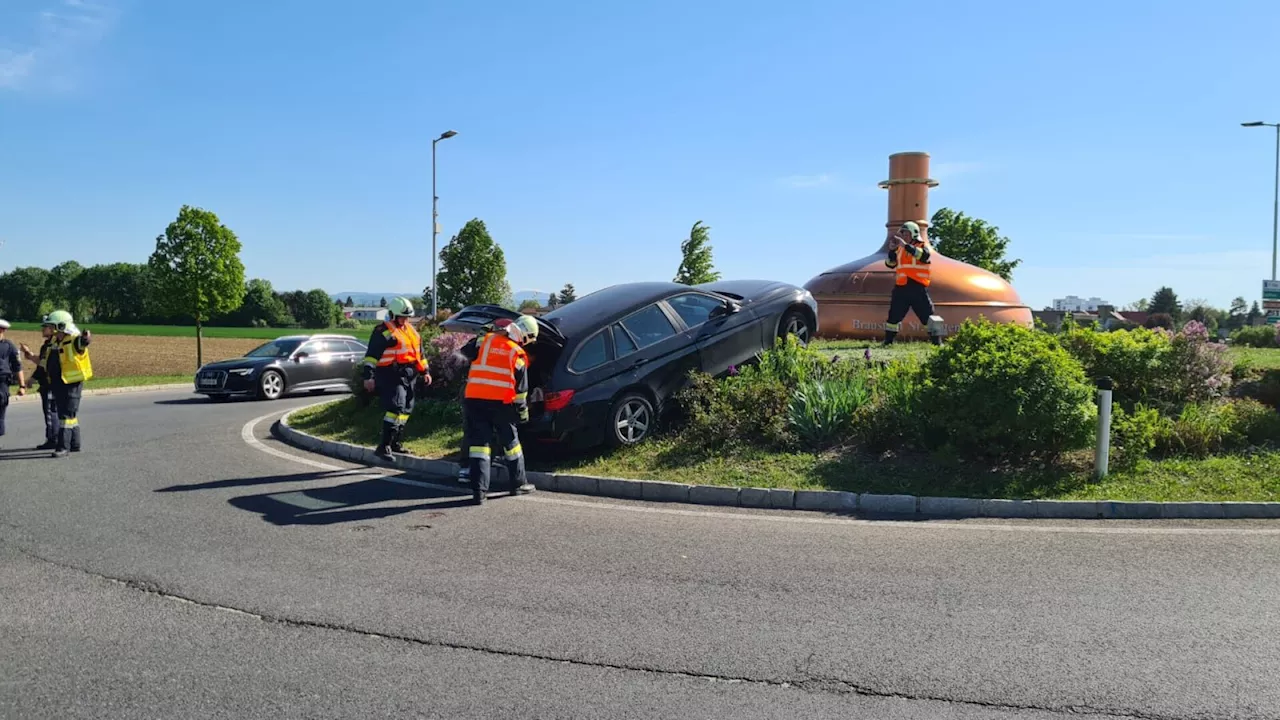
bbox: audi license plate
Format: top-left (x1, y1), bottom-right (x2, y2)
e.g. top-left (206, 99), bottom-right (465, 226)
top-left (199, 376), bottom-right (218, 387)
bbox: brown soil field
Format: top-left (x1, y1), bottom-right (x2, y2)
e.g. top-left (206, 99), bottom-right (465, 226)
top-left (5, 330), bottom-right (263, 379)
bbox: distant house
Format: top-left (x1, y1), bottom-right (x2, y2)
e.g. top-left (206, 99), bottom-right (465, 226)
top-left (344, 307), bottom-right (389, 322)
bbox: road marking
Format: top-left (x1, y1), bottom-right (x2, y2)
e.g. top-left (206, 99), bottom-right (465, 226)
top-left (241, 410), bottom-right (1280, 536)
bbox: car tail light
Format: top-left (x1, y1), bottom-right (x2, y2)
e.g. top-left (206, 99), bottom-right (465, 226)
top-left (543, 389), bottom-right (575, 412)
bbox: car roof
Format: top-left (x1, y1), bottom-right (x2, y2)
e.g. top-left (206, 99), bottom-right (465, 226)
top-left (541, 282), bottom-right (712, 337)
top-left (272, 334), bottom-right (364, 343)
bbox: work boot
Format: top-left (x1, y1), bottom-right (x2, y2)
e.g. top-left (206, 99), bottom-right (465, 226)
top-left (472, 489), bottom-right (486, 506)
top-left (374, 424), bottom-right (395, 462)
top-left (390, 426), bottom-right (408, 454)
top-left (70, 427), bottom-right (81, 452)
top-left (930, 335), bottom-right (943, 346)
top-left (882, 330), bottom-right (896, 346)
top-left (511, 482), bottom-right (535, 496)
top-left (35, 440), bottom-right (56, 451)
top-left (52, 429), bottom-right (69, 458)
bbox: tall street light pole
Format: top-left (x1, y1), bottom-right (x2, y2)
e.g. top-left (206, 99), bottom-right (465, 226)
top-left (1242, 121), bottom-right (1280, 281)
top-left (431, 129), bottom-right (458, 318)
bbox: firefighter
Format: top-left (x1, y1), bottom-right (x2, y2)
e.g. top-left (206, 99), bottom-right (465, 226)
top-left (19, 318), bottom-right (59, 449)
top-left (0, 319), bottom-right (28, 449)
top-left (360, 297), bottom-right (431, 461)
top-left (43, 310), bottom-right (92, 457)
top-left (459, 314), bottom-right (538, 505)
top-left (883, 220), bottom-right (946, 346)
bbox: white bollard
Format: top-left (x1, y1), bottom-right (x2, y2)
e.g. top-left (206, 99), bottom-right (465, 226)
top-left (1094, 376), bottom-right (1114, 479)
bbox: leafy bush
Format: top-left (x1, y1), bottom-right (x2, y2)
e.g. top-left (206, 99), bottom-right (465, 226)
top-left (425, 332), bottom-right (473, 397)
top-left (788, 375), bottom-right (873, 449)
top-left (1059, 323), bottom-right (1231, 411)
top-left (1156, 401), bottom-right (1241, 457)
top-left (1231, 325), bottom-right (1279, 348)
top-left (1109, 403), bottom-right (1169, 470)
top-left (922, 318), bottom-right (1096, 461)
top-left (336, 317), bottom-right (361, 330)
top-left (1059, 325), bottom-right (1171, 408)
top-left (1144, 313), bottom-right (1174, 330)
top-left (677, 371), bottom-right (793, 451)
top-left (861, 357), bottom-right (927, 449)
top-left (1167, 321), bottom-right (1232, 403)
top-left (1234, 369), bottom-right (1280, 409)
top-left (1229, 397), bottom-right (1280, 447)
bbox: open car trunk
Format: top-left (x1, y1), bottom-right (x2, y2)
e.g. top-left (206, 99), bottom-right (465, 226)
top-left (441, 304), bottom-right (567, 416)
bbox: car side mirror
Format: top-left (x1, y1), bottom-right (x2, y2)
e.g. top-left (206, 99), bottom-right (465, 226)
top-left (294, 352), bottom-right (309, 361)
top-left (711, 301), bottom-right (741, 318)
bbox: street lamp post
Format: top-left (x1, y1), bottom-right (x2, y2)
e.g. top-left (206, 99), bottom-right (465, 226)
top-left (431, 129), bottom-right (458, 318)
top-left (1242, 121), bottom-right (1280, 282)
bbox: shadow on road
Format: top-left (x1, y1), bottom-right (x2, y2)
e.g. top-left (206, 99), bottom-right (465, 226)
top-left (153, 397), bottom-right (229, 406)
top-left (0, 448), bottom-right (52, 461)
top-left (156, 468), bottom-right (373, 493)
top-left (227, 472), bottom-right (476, 526)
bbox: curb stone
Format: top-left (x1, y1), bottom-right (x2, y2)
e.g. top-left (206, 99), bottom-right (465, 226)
top-left (10, 382), bottom-right (191, 403)
top-left (272, 402), bottom-right (1280, 521)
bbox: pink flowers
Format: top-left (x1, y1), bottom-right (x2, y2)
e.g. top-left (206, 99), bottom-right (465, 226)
top-left (427, 332), bottom-right (473, 387)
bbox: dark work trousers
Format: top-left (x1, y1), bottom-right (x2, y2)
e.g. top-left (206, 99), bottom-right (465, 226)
top-left (39, 387), bottom-right (58, 446)
top-left (464, 398), bottom-right (526, 495)
top-left (884, 280), bottom-right (937, 345)
top-left (52, 381), bottom-right (83, 452)
top-left (0, 382), bottom-right (9, 439)
top-left (376, 364), bottom-right (417, 448)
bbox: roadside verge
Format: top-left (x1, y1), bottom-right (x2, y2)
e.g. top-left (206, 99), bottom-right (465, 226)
top-left (9, 382), bottom-right (189, 403)
top-left (273, 404), bottom-right (1280, 521)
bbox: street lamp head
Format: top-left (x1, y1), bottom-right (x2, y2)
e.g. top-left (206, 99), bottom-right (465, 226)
top-left (439, 130), bottom-right (458, 139)
top-left (1243, 121), bottom-right (1265, 127)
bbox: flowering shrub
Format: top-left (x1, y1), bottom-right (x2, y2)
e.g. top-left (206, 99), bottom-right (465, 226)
top-left (426, 332), bottom-right (474, 392)
top-left (1167, 321), bottom-right (1232, 404)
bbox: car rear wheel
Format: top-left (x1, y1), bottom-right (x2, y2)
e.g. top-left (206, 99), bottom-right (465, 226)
top-left (258, 370), bottom-right (285, 401)
top-left (779, 309), bottom-right (813, 345)
top-left (607, 392), bottom-right (654, 448)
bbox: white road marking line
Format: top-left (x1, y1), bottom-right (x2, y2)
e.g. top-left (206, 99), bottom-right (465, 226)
top-left (241, 411), bottom-right (1280, 536)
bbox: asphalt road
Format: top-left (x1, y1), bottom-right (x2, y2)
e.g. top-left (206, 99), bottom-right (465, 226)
top-left (3, 388), bottom-right (1280, 719)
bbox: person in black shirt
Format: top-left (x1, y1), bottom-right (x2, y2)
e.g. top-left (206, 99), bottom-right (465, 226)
top-left (0, 319), bottom-right (29, 449)
top-left (20, 319), bottom-right (59, 449)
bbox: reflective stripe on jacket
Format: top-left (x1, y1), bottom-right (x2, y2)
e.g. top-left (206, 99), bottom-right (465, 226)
top-left (464, 332), bottom-right (527, 404)
top-left (375, 322), bottom-right (427, 372)
top-left (886, 241), bottom-right (932, 287)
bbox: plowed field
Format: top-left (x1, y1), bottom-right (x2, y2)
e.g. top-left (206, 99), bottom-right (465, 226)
top-left (5, 330), bottom-right (263, 379)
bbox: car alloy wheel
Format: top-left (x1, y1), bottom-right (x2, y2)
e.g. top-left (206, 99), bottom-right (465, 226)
top-left (782, 311), bottom-right (811, 345)
top-left (259, 371), bottom-right (285, 401)
top-left (611, 393), bottom-right (653, 446)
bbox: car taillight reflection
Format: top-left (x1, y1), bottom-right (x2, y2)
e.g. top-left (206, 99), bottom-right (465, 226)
top-left (543, 390), bottom-right (575, 412)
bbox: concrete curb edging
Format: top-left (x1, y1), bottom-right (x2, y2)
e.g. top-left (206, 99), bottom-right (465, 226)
top-left (10, 382), bottom-right (190, 403)
top-left (272, 403), bottom-right (1280, 521)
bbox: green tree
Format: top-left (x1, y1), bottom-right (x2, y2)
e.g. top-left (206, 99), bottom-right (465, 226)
top-left (1124, 299), bottom-right (1151, 312)
top-left (673, 220), bottom-right (721, 285)
top-left (71, 263), bottom-right (153, 323)
top-left (1249, 301), bottom-right (1263, 326)
top-left (519, 299), bottom-right (542, 313)
top-left (1227, 296), bottom-right (1249, 331)
top-left (147, 205), bottom-right (247, 367)
top-left (1149, 286), bottom-right (1182, 320)
top-left (234, 279), bottom-right (292, 327)
top-left (558, 283), bottom-right (577, 305)
top-left (0, 266), bottom-right (51, 321)
top-left (435, 218), bottom-right (509, 311)
top-left (295, 288), bottom-right (338, 329)
top-left (547, 292), bottom-right (559, 309)
top-left (49, 260), bottom-right (85, 315)
top-left (379, 296), bottom-right (387, 308)
top-left (927, 208), bottom-right (1021, 281)
top-left (345, 296), bottom-right (354, 307)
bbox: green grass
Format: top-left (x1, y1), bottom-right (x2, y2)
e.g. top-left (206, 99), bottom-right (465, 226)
top-left (1230, 346), bottom-right (1280, 370)
top-left (3, 322), bottom-right (366, 340)
top-left (289, 397), bottom-right (1280, 503)
top-left (8, 374), bottom-right (190, 394)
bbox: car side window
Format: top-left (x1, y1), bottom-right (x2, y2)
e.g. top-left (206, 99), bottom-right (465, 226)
top-left (613, 323), bottom-right (638, 358)
top-left (569, 330), bottom-right (611, 373)
top-left (343, 340), bottom-right (365, 354)
top-left (666, 293), bottom-right (725, 329)
top-left (620, 304), bottom-right (677, 349)
top-left (299, 341), bottom-right (325, 355)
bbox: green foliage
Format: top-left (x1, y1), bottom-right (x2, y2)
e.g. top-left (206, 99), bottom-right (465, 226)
top-left (1156, 401), bottom-right (1244, 458)
top-left (0, 266), bottom-right (52, 320)
top-left (788, 375), bottom-right (873, 449)
top-left (519, 299), bottom-right (542, 312)
top-left (861, 356), bottom-right (928, 449)
top-left (673, 220), bottom-right (722, 285)
top-left (1231, 325), bottom-right (1278, 348)
top-left (1110, 404), bottom-right (1170, 471)
top-left (676, 371), bottom-right (794, 451)
top-left (1148, 286), bottom-right (1181, 320)
top-left (1059, 325), bottom-right (1172, 407)
top-left (1234, 369), bottom-right (1280, 408)
top-left (294, 288), bottom-right (338, 329)
top-left (147, 205), bottom-right (247, 328)
top-left (67, 263), bottom-right (154, 323)
top-left (558, 283), bottom-right (577, 305)
top-left (229, 278), bottom-right (293, 328)
top-left (922, 318), bottom-right (1095, 461)
top-left (1231, 398), bottom-right (1280, 447)
top-left (927, 208), bottom-right (1021, 281)
top-left (435, 218), bottom-right (509, 311)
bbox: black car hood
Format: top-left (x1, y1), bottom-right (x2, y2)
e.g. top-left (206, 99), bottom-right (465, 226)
top-left (200, 357), bottom-right (275, 372)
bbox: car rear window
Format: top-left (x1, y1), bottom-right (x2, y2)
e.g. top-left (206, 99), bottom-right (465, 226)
top-left (620, 304), bottom-right (677, 349)
top-left (569, 331), bottom-right (611, 373)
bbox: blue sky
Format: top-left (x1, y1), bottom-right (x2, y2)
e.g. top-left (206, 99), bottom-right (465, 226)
top-left (1, 0), bottom-right (1278, 311)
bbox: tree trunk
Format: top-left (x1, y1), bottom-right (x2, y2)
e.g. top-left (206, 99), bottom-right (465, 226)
top-left (196, 318), bottom-right (204, 369)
